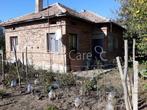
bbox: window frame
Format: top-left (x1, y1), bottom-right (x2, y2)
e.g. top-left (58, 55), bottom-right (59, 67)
top-left (47, 33), bottom-right (61, 53)
top-left (69, 33), bottom-right (79, 51)
top-left (108, 33), bottom-right (114, 52)
top-left (10, 36), bottom-right (18, 51)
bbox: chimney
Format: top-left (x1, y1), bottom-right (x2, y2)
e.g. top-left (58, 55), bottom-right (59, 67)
top-left (35, 0), bottom-right (43, 13)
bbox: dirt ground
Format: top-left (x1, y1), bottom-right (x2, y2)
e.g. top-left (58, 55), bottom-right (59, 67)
top-left (0, 69), bottom-right (146, 110)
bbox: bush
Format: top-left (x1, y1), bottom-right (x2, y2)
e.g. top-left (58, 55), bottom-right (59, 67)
top-left (0, 89), bottom-right (6, 98)
top-left (45, 105), bottom-right (58, 110)
top-left (83, 77), bottom-right (97, 92)
top-left (40, 71), bottom-right (55, 85)
top-left (39, 71), bottom-right (56, 93)
top-left (143, 83), bottom-right (147, 91)
top-left (59, 73), bottom-right (76, 87)
top-left (4, 63), bottom-right (18, 86)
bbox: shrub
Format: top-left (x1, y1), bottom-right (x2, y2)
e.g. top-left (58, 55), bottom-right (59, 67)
top-left (143, 83), bottom-right (147, 91)
top-left (39, 71), bottom-right (56, 93)
top-left (40, 71), bottom-right (55, 85)
top-left (4, 63), bottom-right (17, 86)
top-left (83, 77), bottom-right (97, 92)
top-left (59, 73), bottom-right (76, 87)
top-left (45, 105), bottom-right (58, 110)
top-left (0, 89), bottom-right (6, 99)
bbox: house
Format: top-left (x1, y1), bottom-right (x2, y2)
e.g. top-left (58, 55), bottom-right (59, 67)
top-left (0, 0), bottom-right (124, 72)
top-left (0, 27), bottom-right (3, 36)
top-left (0, 27), bottom-right (4, 50)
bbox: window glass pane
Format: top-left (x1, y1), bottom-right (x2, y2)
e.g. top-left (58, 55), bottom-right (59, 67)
top-left (114, 37), bottom-right (118, 49)
top-left (47, 33), bottom-right (60, 52)
top-left (10, 36), bottom-right (18, 51)
top-left (55, 40), bottom-right (59, 52)
top-left (51, 37), bottom-right (55, 52)
top-left (108, 34), bottom-right (113, 51)
top-left (69, 34), bottom-right (78, 51)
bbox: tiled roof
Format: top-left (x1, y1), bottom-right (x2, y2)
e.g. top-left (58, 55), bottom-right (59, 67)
top-left (80, 10), bottom-right (109, 23)
top-left (0, 3), bottom-right (109, 26)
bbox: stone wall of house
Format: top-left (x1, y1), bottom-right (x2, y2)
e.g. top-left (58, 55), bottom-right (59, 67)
top-left (65, 21), bottom-right (123, 71)
top-left (5, 19), bottom-right (67, 72)
top-left (4, 18), bottom-right (124, 72)
top-left (66, 18), bottom-right (94, 71)
top-left (106, 24), bottom-right (124, 60)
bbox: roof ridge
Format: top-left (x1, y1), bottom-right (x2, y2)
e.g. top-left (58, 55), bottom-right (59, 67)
top-left (55, 3), bottom-right (67, 13)
top-left (57, 3), bottom-right (80, 14)
top-left (48, 2), bottom-right (59, 7)
top-left (81, 10), bottom-right (109, 21)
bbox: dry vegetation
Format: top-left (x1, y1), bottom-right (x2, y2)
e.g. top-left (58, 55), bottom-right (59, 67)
top-left (0, 64), bottom-right (146, 110)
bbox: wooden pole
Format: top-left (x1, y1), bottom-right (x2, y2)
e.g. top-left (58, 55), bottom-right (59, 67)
top-left (25, 47), bottom-right (28, 83)
top-left (13, 46), bottom-right (21, 86)
top-left (124, 40), bottom-right (128, 80)
top-left (117, 39), bottom-right (139, 110)
top-left (131, 38), bottom-right (136, 105)
top-left (125, 40), bottom-right (132, 110)
top-left (116, 40), bottom-right (132, 110)
top-left (133, 61), bottom-right (139, 110)
top-left (133, 39), bottom-right (136, 63)
top-left (132, 39), bottom-right (138, 110)
top-left (22, 52), bottom-right (25, 78)
top-left (1, 50), bottom-right (5, 81)
top-left (116, 57), bottom-right (130, 110)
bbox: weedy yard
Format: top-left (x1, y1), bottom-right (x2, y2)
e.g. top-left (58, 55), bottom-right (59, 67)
top-left (0, 64), bottom-right (146, 110)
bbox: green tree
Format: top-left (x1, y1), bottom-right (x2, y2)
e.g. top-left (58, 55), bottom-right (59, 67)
top-left (116, 0), bottom-right (147, 61)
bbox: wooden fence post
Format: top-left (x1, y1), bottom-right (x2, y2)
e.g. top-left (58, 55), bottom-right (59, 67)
top-left (13, 46), bottom-right (21, 86)
top-left (116, 57), bottom-right (131, 110)
top-left (2, 50), bottom-right (4, 80)
top-left (1, 50), bottom-right (5, 81)
top-left (25, 47), bottom-right (28, 83)
top-left (116, 39), bottom-right (139, 110)
top-left (116, 40), bottom-right (132, 110)
top-left (133, 61), bottom-right (139, 110)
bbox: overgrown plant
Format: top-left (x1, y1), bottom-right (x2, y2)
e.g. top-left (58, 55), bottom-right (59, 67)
top-left (39, 70), bottom-right (55, 93)
top-left (0, 89), bottom-right (6, 99)
top-left (45, 105), bottom-right (58, 110)
top-left (83, 78), bottom-right (97, 92)
top-left (4, 63), bottom-right (18, 86)
top-left (59, 73), bottom-right (76, 87)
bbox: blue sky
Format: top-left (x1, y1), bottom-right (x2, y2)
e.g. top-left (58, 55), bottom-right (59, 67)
top-left (0, 0), bottom-right (120, 21)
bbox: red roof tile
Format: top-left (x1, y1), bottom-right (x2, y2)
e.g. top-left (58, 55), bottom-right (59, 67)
top-left (0, 3), bottom-right (109, 26)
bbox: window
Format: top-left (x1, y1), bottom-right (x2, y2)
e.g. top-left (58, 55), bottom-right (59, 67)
top-left (69, 34), bottom-right (78, 51)
top-left (108, 34), bottom-right (114, 51)
top-left (10, 36), bottom-right (18, 51)
top-left (47, 33), bottom-right (61, 52)
top-left (114, 37), bottom-right (118, 49)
